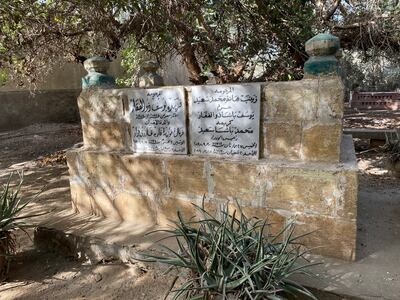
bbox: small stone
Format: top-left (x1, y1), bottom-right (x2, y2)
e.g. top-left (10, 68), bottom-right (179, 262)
top-left (94, 273), bottom-right (102, 282)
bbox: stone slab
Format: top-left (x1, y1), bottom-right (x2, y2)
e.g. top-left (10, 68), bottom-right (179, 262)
top-left (127, 87), bottom-right (187, 154)
top-left (343, 128), bottom-right (397, 140)
top-left (190, 84), bottom-right (260, 158)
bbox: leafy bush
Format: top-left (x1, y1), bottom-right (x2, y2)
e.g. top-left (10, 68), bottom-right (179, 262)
top-left (143, 201), bottom-right (317, 300)
top-left (0, 173), bottom-right (42, 280)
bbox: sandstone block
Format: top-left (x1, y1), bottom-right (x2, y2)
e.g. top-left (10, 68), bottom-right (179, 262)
top-left (336, 171), bottom-right (358, 220)
top-left (317, 77), bottom-right (344, 121)
top-left (227, 203), bottom-right (286, 237)
top-left (69, 182), bottom-right (94, 215)
top-left (265, 168), bottom-right (339, 216)
top-left (264, 80), bottom-right (319, 122)
top-left (301, 123), bottom-right (342, 162)
top-left (91, 188), bottom-right (121, 220)
top-left (166, 159), bottom-right (207, 196)
top-left (264, 122), bottom-right (302, 160)
top-left (93, 153), bottom-right (123, 190)
top-left (114, 192), bottom-right (155, 224)
top-left (120, 156), bottom-right (166, 195)
top-left (212, 162), bottom-right (261, 203)
top-left (158, 196), bottom-right (198, 225)
top-left (66, 151), bottom-right (81, 178)
top-left (293, 214), bottom-right (356, 261)
top-left (82, 122), bottom-right (131, 151)
top-left (78, 89), bottom-right (128, 124)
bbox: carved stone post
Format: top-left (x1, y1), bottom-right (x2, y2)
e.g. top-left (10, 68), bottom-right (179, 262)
top-left (304, 33), bottom-right (340, 78)
top-left (138, 60), bottom-right (164, 88)
top-left (82, 56), bottom-right (116, 89)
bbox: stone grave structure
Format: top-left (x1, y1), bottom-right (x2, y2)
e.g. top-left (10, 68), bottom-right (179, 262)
top-left (67, 34), bottom-right (358, 261)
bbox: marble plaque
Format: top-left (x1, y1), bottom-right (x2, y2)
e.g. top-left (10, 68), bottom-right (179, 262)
top-left (128, 87), bottom-right (187, 154)
top-left (191, 84), bottom-right (260, 158)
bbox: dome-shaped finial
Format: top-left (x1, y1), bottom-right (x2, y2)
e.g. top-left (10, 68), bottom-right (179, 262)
top-left (304, 33), bottom-right (340, 77)
top-left (82, 56), bottom-right (116, 89)
top-left (138, 60), bottom-right (164, 88)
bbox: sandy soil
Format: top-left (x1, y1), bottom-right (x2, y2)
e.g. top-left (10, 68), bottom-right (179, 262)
top-left (0, 115), bottom-right (399, 299)
top-left (343, 109), bottom-right (400, 130)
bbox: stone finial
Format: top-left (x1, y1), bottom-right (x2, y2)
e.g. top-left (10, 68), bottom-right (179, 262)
top-left (138, 60), bottom-right (164, 88)
top-left (304, 33), bottom-right (340, 77)
top-left (82, 56), bottom-right (116, 89)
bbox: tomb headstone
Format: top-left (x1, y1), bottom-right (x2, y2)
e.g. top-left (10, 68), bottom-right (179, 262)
top-left (127, 87), bottom-right (187, 154)
top-left (190, 84), bottom-right (260, 158)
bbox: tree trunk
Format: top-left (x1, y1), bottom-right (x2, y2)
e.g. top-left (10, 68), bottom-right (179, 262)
top-left (180, 44), bottom-right (208, 85)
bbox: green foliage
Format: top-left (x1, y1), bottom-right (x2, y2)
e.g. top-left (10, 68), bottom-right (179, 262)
top-left (142, 202), bottom-right (317, 300)
top-left (1, 1), bottom-right (399, 87)
top-left (116, 38), bottom-right (150, 87)
top-left (0, 173), bottom-right (45, 280)
top-left (0, 69), bottom-right (7, 86)
top-left (340, 50), bottom-right (400, 93)
top-left (0, 174), bottom-right (41, 233)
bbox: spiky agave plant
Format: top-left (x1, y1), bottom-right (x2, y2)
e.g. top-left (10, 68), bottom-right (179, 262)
top-left (142, 201), bottom-right (318, 300)
top-left (0, 173), bottom-right (42, 280)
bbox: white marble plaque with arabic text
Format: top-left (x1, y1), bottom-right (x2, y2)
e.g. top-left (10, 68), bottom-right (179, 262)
top-left (190, 84), bottom-right (260, 158)
top-left (128, 87), bottom-right (187, 154)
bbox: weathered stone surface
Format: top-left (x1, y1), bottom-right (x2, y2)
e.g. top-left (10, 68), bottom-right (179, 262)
top-left (67, 147), bottom-right (358, 261)
top-left (227, 203), bottom-right (286, 237)
top-left (294, 214), bottom-right (356, 261)
top-left (265, 168), bottom-right (339, 216)
top-left (212, 162), bottom-right (262, 203)
top-left (166, 159), bottom-right (207, 196)
top-left (158, 196), bottom-right (198, 225)
top-left (82, 153), bottom-right (123, 195)
top-left (69, 182), bottom-right (94, 215)
top-left (82, 122), bottom-right (131, 151)
top-left (264, 77), bottom-right (343, 122)
top-left (66, 151), bottom-right (81, 178)
top-left (265, 122), bottom-right (302, 159)
top-left (78, 90), bottom-right (128, 124)
top-left (91, 188), bottom-right (121, 220)
top-left (301, 123), bottom-right (342, 162)
top-left (264, 80), bottom-right (319, 122)
top-left (120, 156), bottom-right (166, 195)
top-left (336, 171), bottom-right (358, 220)
top-left (114, 192), bottom-right (155, 223)
top-left (317, 77), bottom-right (344, 121)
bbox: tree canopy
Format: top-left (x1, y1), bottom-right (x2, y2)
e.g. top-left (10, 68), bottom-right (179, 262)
top-left (0, 0), bottom-right (399, 86)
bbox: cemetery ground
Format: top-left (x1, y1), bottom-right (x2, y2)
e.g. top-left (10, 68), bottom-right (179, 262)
top-left (0, 109), bottom-right (399, 300)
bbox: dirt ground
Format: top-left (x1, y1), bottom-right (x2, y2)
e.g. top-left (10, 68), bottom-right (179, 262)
top-left (0, 111), bottom-right (399, 299)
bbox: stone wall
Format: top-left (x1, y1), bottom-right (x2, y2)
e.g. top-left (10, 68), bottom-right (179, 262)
top-left (67, 76), bottom-right (358, 261)
top-left (0, 89), bottom-right (80, 131)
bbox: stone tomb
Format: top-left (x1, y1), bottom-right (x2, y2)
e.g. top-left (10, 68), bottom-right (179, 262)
top-left (68, 76), bottom-right (358, 261)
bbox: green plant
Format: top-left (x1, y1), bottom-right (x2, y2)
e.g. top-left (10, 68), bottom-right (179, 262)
top-left (142, 201), bottom-right (317, 300)
top-left (0, 173), bottom-right (42, 280)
